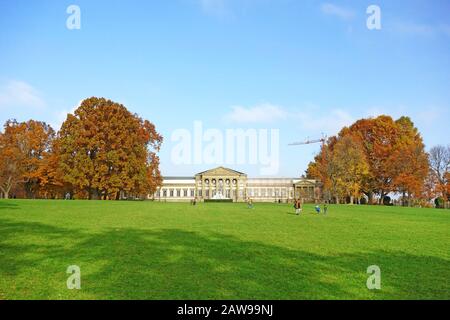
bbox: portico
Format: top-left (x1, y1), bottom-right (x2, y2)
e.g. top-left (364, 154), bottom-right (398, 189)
top-left (195, 167), bottom-right (247, 202)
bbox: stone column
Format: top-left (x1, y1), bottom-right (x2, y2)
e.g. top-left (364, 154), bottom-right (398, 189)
top-left (202, 178), bottom-right (205, 201)
top-left (208, 178), bottom-right (212, 200)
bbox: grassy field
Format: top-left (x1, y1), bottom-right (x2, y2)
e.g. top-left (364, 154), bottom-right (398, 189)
top-left (0, 200), bottom-right (449, 300)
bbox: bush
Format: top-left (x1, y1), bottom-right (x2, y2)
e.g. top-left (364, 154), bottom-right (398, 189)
top-left (435, 197), bottom-right (445, 209)
top-left (360, 197), bottom-right (367, 205)
top-left (418, 199), bottom-right (433, 208)
top-left (383, 196), bottom-right (392, 206)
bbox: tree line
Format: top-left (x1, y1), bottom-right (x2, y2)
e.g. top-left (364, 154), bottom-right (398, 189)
top-left (0, 97), bottom-right (163, 200)
top-left (306, 115), bottom-right (449, 207)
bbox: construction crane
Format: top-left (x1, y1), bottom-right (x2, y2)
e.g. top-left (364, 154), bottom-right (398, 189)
top-left (288, 134), bottom-right (327, 147)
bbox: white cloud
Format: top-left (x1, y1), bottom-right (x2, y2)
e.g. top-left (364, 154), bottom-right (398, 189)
top-left (198, 0), bottom-right (227, 17)
top-left (293, 108), bottom-right (354, 135)
top-left (0, 80), bottom-right (45, 109)
top-left (364, 106), bottom-right (400, 118)
top-left (224, 103), bottom-right (288, 123)
top-left (415, 107), bottom-right (445, 126)
top-left (392, 22), bottom-right (450, 38)
top-left (320, 3), bottom-right (355, 20)
top-left (50, 101), bottom-right (82, 130)
top-left (223, 102), bottom-right (354, 135)
top-left (363, 105), bottom-right (450, 131)
top-left (393, 22), bottom-right (435, 37)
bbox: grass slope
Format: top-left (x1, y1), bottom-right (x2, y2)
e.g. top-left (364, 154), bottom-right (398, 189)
top-left (0, 200), bottom-right (449, 300)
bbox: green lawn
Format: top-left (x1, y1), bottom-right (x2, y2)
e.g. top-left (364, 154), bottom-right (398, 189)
top-left (0, 200), bottom-right (449, 300)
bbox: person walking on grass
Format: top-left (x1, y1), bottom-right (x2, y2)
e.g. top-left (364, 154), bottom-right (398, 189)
top-left (247, 198), bottom-right (254, 209)
top-left (315, 204), bottom-right (321, 214)
top-left (294, 199), bottom-right (302, 215)
top-left (323, 202), bottom-right (328, 215)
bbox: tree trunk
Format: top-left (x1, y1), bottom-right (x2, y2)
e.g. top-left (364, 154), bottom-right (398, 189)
top-left (379, 191), bottom-right (386, 205)
top-left (350, 196), bottom-right (354, 205)
top-left (366, 192), bottom-right (373, 205)
top-left (1, 176), bottom-right (13, 200)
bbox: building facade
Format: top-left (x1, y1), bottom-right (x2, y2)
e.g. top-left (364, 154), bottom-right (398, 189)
top-left (153, 167), bottom-right (321, 203)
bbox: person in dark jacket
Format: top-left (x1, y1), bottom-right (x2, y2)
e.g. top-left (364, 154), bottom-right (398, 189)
top-left (294, 199), bottom-right (302, 215)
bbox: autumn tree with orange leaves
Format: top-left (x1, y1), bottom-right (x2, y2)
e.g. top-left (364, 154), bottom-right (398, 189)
top-left (307, 115), bottom-right (429, 205)
top-left (57, 97), bottom-right (163, 200)
top-left (0, 120), bottom-right (25, 199)
top-left (391, 117), bottom-right (429, 205)
top-left (0, 120), bottom-right (55, 199)
top-left (36, 138), bottom-right (68, 199)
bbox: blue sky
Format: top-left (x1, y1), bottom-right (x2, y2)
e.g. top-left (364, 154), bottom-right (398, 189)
top-left (1, 0), bottom-right (449, 177)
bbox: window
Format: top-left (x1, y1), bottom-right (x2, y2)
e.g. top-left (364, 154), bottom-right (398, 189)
top-left (177, 189), bottom-right (181, 197)
top-left (184, 189), bottom-right (188, 197)
top-left (163, 190), bottom-right (167, 197)
top-left (190, 189), bottom-right (195, 197)
top-left (170, 189), bottom-right (174, 197)
top-left (198, 190), bottom-right (202, 197)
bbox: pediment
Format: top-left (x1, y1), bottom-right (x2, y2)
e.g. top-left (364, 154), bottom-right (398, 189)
top-left (196, 166), bottom-right (246, 177)
top-left (293, 179), bottom-right (317, 186)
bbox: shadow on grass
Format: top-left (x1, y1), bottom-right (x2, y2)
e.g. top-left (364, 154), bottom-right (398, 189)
top-left (0, 201), bottom-right (19, 210)
top-left (0, 217), bottom-right (449, 299)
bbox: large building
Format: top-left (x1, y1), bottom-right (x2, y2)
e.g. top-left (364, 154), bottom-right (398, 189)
top-left (153, 166), bottom-right (321, 203)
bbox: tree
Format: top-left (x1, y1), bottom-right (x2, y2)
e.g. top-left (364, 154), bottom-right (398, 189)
top-left (330, 135), bottom-right (369, 204)
top-left (58, 97), bottom-right (163, 199)
top-left (0, 120), bottom-right (24, 199)
top-left (391, 117), bottom-right (429, 206)
top-left (37, 138), bottom-right (67, 199)
top-left (0, 120), bottom-right (55, 199)
top-left (306, 115), bottom-right (430, 205)
top-left (422, 170), bottom-right (439, 201)
top-left (429, 145), bottom-right (450, 199)
top-left (344, 115), bottom-right (401, 203)
top-left (21, 120), bottom-right (56, 198)
top-left (306, 136), bottom-right (338, 202)
top-left (445, 172), bottom-right (450, 201)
